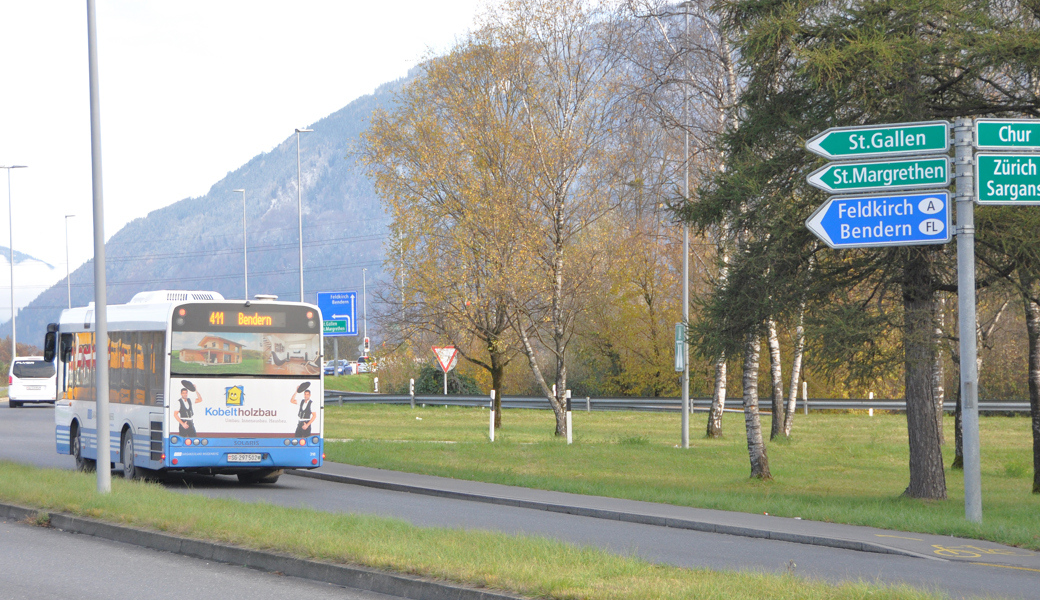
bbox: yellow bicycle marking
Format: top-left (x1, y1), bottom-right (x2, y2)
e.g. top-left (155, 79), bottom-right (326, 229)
top-left (970, 562), bottom-right (1040, 573)
top-left (933, 544), bottom-right (1034, 558)
top-left (876, 535), bottom-right (924, 541)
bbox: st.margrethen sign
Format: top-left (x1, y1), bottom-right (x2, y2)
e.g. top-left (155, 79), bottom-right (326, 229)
top-left (805, 120), bottom-right (950, 160)
top-left (806, 155), bottom-right (950, 195)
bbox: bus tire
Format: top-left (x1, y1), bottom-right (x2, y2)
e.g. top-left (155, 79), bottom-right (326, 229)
top-left (237, 469), bottom-right (283, 485)
top-left (72, 425), bottom-right (96, 472)
top-left (122, 433), bottom-right (140, 481)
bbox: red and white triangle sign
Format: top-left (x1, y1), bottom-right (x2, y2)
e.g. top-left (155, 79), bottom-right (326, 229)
top-left (432, 346), bottom-right (459, 373)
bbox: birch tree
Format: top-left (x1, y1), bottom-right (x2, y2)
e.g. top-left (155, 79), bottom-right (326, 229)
top-left (361, 38), bottom-right (528, 424)
top-left (476, 0), bottom-right (630, 435)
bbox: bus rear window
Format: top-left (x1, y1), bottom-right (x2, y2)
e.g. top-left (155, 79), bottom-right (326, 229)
top-left (13, 361), bottom-right (56, 379)
top-left (171, 332), bottom-right (320, 377)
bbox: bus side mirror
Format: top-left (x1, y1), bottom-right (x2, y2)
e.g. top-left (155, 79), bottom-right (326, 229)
top-left (44, 331), bottom-right (56, 362)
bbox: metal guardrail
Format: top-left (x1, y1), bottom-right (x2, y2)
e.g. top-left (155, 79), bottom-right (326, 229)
top-left (324, 390), bottom-right (1031, 413)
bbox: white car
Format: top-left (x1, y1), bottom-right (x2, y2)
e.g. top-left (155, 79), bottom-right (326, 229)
top-left (8, 356), bottom-right (56, 408)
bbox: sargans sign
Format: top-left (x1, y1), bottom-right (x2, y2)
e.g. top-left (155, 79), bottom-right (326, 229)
top-left (169, 377), bottom-right (319, 437)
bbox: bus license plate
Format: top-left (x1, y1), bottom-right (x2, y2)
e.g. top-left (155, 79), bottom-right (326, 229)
top-left (227, 453), bottom-right (262, 463)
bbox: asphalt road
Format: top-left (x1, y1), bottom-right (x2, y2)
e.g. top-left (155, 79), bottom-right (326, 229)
top-left (0, 517), bottom-right (396, 600)
top-left (2, 402), bottom-right (1037, 599)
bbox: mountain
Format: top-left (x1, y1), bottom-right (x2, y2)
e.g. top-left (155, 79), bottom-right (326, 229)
top-left (10, 74), bottom-right (410, 346)
top-left (0, 245), bottom-right (60, 324)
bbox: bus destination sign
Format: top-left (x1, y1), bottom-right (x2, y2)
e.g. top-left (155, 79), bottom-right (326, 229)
top-left (209, 310), bottom-right (287, 328)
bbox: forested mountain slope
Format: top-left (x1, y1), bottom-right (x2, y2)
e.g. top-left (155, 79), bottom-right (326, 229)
top-left (11, 75), bottom-right (408, 346)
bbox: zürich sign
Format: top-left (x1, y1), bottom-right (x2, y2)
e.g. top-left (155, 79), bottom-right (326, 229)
top-left (975, 153), bottom-right (1040, 204)
top-left (805, 191), bottom-right (950, 249)
top-left (805, 120), bottom-right (949, 160)
top-left (806, 155), bottom-right (950, 195)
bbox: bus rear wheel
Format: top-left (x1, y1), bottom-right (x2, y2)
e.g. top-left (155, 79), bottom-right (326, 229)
top-left (72, 426), bottom-right (96, 472)
top-left (236, 469), bottom-right (283, 485)
top-left (122, 433), bottom-right (140, 481)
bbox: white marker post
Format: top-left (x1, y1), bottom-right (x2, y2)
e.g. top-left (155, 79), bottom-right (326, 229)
top-left (374, 377), bottom-right (379, 393)
top-left (489, 390), bottom-right (495, 442)
top-left (409, 378), bottom-right (415, 409)
top-left (802, 381), bottom-right (808, 415)
top-left (565, 390), bottom-right (572, 445)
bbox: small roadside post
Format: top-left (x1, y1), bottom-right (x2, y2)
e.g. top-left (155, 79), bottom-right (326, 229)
top-left (802, 381), bottom-right (808, 415)
top-left (409, 378), bottom-right (415, 408)
top-left (565, 390), bottom-right (573, 445)
top-left (373, 377), bottom-right (378, 393)
top-left (489, 390), bottom-right (496, 442)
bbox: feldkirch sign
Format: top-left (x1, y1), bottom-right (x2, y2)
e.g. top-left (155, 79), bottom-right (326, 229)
top-left (974, 119), bottom-right (1040, 151)
top-left (805, 120), bottom-right (950, 160)
top-left (975, 153), bottom-right (1040, 204)
top-left (805, 191), bottom-right (951, 249)
top-left (806, 155), bottom-right (950, 195)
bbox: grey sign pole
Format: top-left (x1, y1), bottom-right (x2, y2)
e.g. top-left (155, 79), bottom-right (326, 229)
top-left (954, 117), bottom-right (982, 522)
top-left (86, 0), bottom-right (111, 494)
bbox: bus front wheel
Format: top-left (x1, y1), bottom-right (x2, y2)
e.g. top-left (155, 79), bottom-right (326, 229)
top-left (72, 425), bottom-right (96, 472)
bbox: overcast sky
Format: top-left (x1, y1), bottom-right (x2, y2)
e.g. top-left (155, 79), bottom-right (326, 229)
top-left (0, 0), bottom-right (488, 286)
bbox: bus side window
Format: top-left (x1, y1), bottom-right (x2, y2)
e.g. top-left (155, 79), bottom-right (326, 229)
top-left (152, 332), bottom-right (167, 406)
top-left (133, 333), bottom-right (146, 405)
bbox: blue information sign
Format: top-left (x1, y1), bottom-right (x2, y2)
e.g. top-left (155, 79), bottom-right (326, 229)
top-left (316, 291), bottom-right (358, 336)
top-left (805, 191), bottom-right (951, 249)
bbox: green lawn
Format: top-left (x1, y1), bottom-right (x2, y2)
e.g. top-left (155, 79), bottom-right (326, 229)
top-left (323, 405), bottom-right (1040, 550)
top-left (0, 461), bottom-right (939, 600)
top-left (324, 374), bottom-right (376, 392)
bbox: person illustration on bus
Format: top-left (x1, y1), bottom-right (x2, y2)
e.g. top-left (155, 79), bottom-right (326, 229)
top-left (289, 384), bottom-right (316, 437)
top-left (175, 382), bottom-right (203, 437)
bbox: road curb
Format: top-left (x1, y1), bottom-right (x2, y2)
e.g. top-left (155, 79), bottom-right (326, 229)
top-left (290, 469), bottom-right (940, 561)
top-left (0, 501), bottom-right (526, 600)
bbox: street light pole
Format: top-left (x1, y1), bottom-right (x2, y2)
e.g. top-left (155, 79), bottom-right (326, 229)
top-left (86, 0), bottom-right (112, 494)
top-left (295, 128), bottom-right (312, 303)
top-left (362, 267), bottom-right (368, 342)
top-left (65, 215), bottom-right (75, 308)
top-left (1, 165), bottom-right (27, 360)
top-left (232, 189), bottom-right (247, 300)
top-left (680, 2), bottom-right (691, 449)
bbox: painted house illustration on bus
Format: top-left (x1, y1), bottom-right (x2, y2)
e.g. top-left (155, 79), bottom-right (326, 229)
top-left (179, 336), bottom-right (244, 365)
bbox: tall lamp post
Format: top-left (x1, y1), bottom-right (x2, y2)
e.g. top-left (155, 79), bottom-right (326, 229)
top-left (679, 1), bottom-right (693, 449)
top-left (362, 267), bottom-right (368, 350)
top-left (1, 165), bottom-right (27, 359)
top-left (65, 215), bottom-right (75, 308)
top-left (232, 189), bottom-right (248, 299)
top-left (295, 128), bottom-right (312, 303)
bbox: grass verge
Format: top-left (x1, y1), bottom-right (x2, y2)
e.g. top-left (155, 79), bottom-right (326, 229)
top-left (324, 374), bottom-right (375, 393)
top-left (0, 461), bottom-right (941, 600)
top-left (323, 406), bottom-right (1040, 550)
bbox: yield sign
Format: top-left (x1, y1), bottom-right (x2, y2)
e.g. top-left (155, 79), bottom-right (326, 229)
top-left (432, 346), bottom-right (459, 373)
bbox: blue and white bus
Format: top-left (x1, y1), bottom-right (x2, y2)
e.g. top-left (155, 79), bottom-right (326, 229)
top-left (50, 290), bottom-right (324, 484)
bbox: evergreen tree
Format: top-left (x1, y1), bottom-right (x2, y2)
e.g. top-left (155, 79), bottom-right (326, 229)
top-left (691, 0), bottom-right (1040, 498)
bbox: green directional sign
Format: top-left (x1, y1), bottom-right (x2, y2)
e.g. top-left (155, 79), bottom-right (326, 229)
top-left (806, 155), bottom-right (950, 194)
top-left (975, 119), bottom-right (1040, 151)
top-left (805, 121), bottom-right (949, 160)
top-left (975, 153), bottom-right (1040, 204)
top-left (323, 320), bottom-right (348, 334)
